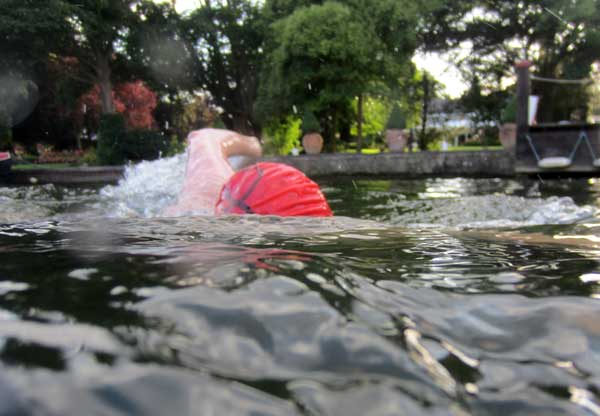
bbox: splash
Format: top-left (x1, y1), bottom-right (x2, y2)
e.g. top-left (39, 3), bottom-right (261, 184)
top-left (385, 194), bottom-right (595, 229)
top-left (99, 153), bottom-right (187, 218)
top-left (98, 154), bottom-right (271, 218)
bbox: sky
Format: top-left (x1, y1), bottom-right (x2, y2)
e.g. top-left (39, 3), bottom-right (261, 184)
top-left (412, 53), bottom-right (467, 99)
top-left (158, 0), bottom-right (468, 98)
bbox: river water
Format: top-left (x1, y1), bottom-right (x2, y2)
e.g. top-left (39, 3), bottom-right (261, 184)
top-left (2, 155), bottom-right (600, 415)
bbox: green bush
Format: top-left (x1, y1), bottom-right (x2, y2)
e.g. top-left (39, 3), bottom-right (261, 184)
top-left (263, 116), bottom-right (301, 155)
top-left (164, 135), bottom-right (186, 157)
top-left (121, 129), bottom-right (169, 161)
top-left (80, 147), bottom-right (97, 165)
top-left (97, 113), bottom-right (169, 165)
top-left (385, 104), bottom-right (406, 130)
top-left (501, 96), bottom-right (517, 123)
top-left (301, 110), bottom-right (320, 134)
top-left (97, 113), bottom-right (127, 165)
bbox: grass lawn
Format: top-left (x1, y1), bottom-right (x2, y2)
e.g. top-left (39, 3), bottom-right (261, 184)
top-left (341, 146), bottom-right (503, 154)
top-left (448, 145), bottom-right (503, 151)
top-left (340, 148), bottom-right (382, 154)
top-left (12, 163), bottom-right (77, 170)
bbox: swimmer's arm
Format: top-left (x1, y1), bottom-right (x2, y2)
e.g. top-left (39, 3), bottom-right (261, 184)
top-left (164, 129), bottom-right (261, 216)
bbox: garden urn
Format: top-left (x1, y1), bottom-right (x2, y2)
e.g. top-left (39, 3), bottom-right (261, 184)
top-left (499, 123), bottom-right (517, 151)
top-left (302, 133), bottom-right (324, 154)
top-left (385, 129), bottom-right (408, 152)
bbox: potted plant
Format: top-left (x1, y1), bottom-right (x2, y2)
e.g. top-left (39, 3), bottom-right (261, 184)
top-left (301, 110), bottom-right (323, 154)
top-left (499, 96), bottom-right (517, 151)
top-left (385, 104), bottom-right (408, 152)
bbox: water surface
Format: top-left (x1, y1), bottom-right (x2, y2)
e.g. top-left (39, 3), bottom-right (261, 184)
top-left (2, 157), bottom-right (600, 415)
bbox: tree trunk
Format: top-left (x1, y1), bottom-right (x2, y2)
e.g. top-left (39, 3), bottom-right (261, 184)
top-left (357, 94), bottom-right (363, 153)
top-left (419, 74), bottom-right (429, 151)
top-left (96, 52), bottom-right (116, 114)
top-left (331, 111), bottom-right (338, 153)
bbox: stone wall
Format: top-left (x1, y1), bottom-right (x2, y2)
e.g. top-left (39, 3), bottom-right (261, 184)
top-left (5, 150), bottom-right (515, 185)
top-left (265, 150), bottom-right (515, 178)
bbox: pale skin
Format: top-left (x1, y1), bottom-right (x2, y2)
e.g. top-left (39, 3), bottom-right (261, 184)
top-left (164, 129), bottom-right (262, 216)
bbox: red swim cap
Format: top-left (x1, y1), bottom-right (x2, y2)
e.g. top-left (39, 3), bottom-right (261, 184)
top-left (215, 162), bottom-right (333, 217)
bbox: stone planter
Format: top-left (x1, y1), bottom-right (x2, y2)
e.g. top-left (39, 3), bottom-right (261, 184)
top-left (302, 133), bottom-right (324, 154)
top-left (385, 129), bottom-right (408, 152)
top-left (499, 123), bottom-right (517, 151)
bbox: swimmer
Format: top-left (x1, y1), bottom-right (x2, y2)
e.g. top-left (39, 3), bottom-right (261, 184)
top-left (164, 128), bottom-right (332, 217)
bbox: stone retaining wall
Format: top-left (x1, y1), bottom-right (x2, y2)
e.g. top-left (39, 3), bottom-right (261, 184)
top-left (4, 151), bottom-right (515, 185)
top-left (266, 150), bottom-right (515, 178)
top-left (7, 166), bottom-right (125, 185)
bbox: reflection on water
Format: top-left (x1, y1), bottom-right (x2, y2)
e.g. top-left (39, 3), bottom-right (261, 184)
top-left (2, 170), bottom-right (600, 414)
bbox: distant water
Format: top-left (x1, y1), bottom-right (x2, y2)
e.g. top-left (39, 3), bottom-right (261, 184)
top-left (1, 156), bottom-right (600, 415)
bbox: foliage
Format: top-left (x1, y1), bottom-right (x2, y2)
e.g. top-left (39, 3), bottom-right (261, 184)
top-left (301, 110), bottom-right (320, 134)
top-left (120, 130), bottom-right (169, 161)
top-left (37, 148), bottom-right (84, 164)
top-left (169, 93), bottom-right (219, 140)
top-left (0, 124), bottom-right (12, 151)
top-left (80, 147), bottom-right (97, 165)
top-left (163, 135), bottom-right (186, 157)
top-left (76, 81), bottom-right (158, 131)
top-left (0, 0), bottom-right (72, 74)
top-left (460, 76), bottom-right (509, 125)
top-left (500, 96), bottom-right (517, 124)
top-left (257, 3), bottom-right (375, 120)
top-left (97, 113), bottom-right (127, 165)
top-left (263, 117), bottom-right (301, 155)
top-left (351, 96), bottom-right (389, 146)
top-left (96, 113), bottom-right (168, 165)
top-left (257, 0), bottom-right (419, 149)
top-left (424, 0), bottom-right (600, 121)
top-left (385, 104), bottom-right (407, 130)
top-left (115, 81), bottom-right (158, 129)
top-left (126, 2), bottom-right (195, 94)
top-left (183, 0), bottom-right (266, 135)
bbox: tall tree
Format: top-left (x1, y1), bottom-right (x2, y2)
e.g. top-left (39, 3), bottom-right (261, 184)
top-left (424, 0), bottom-right (600, 122)
top-left (59, 0), bottom-right (148, 114)
top-left (183, 0), bottom-right (266, 135)
top-left (257, 0), bottom-right (419, 151)
top-left (0, 0), bottom-right (72, 144)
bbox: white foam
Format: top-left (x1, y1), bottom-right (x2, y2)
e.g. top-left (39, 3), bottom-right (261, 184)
top-left (99, 153), bottom-right (187, 218)
top-left (388, 195), bottom-right (595, 229)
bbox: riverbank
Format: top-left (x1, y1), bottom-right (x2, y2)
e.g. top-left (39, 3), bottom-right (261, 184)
top-left (3, 150), bottom-right (514, 185)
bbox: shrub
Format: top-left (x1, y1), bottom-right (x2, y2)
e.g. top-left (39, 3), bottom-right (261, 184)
top-left (120, 129), bottom-right (169, 161)
top-left (301, 110), bottom-right (320, 134)
top-left (37, 149), bottom-right (83, 164)
top-left (263, 117), bottom-right (301, 155)
top-left (385, 104), bottom-right (406, 130)
top-left (97, 113), bottom-right (170, 165)
top-left (501, 96), bottom-right (517, 123)
top-left (80, 148), bottom-right (97, 165)
top-left (97, 113), bottom-right (127, 165)
top-left (0, 124), bottom-right (12, 151)
top-left (164, 135), bottom-right (186, 157)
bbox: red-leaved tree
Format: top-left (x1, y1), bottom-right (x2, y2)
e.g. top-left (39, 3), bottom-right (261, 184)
top-left (76, 80), bottom-right (158, 130)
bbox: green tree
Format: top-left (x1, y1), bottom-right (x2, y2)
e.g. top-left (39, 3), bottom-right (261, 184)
top-left (182, 0), bottom-right (266, 135)
top-left (350, 96), bottom-right (390, 148)
top-left (460, 76), bottom-right (509, 126)
top-left (126, 1), bottom-right (196, 96)
top-left (262, 116), bottom-right (301, 155)
top-left (59, 0), bottom-right (151, 114)
top-left (257, 1), bottom-right (417, 151)
top-left (1, 0), bottom-right (157, 116)
top-left (424, 0), bottom-right (600, 122)
top-left (0, 0), bottom-right (71, 143)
